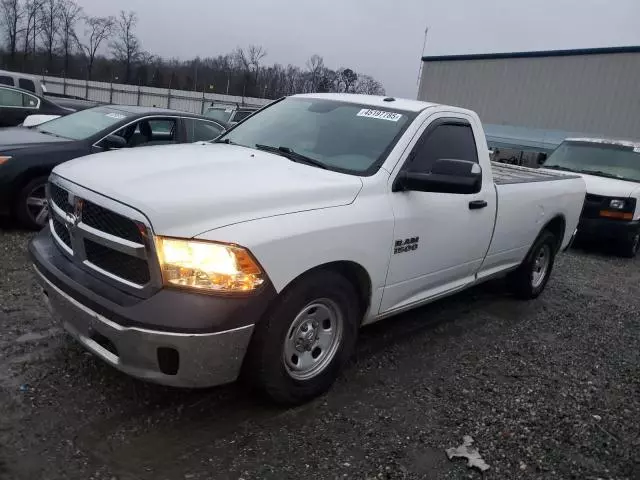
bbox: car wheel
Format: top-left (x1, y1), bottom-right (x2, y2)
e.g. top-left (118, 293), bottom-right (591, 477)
top-left (619, 232), bottom-right (640, 258)
top-left (15, 176), bottom-right (49, 230)
top-left (508, 230), bottom-right (557, 300)
top-left (244, 270), bottom-right (360, 405)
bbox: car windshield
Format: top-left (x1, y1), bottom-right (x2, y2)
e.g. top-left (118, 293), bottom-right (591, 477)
top-left (205, 108), bottom-right (234, 124)
top-left (217, 97), bottom-right (415, 175)
top-left (543, 141), bottom-right (640, 182)
top-left (36, 106), bottom-right (133, 140)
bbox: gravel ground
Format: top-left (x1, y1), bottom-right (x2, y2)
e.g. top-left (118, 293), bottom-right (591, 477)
top-left (0, 226), bottom-right (639, 480)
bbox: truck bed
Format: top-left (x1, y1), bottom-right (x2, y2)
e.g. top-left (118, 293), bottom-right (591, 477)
top-left (492, 162), bottom-right (579, 185)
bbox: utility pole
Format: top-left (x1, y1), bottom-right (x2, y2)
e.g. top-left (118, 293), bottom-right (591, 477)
top-left (416, 26), bottom-right (430, 91)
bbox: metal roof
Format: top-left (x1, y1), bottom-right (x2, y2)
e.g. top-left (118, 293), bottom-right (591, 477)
top-left (422, 45), bottom-right (640, 62)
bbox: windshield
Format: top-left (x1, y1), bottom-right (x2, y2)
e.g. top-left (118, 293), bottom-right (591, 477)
top-left (205, 108), bottom-right (234, 124)
top-left (543, 141), bottom-right (640, 182)
top-left (218, 97), bottom-right (415, 175)
top-left (36, 106), bottom-right (133, 140)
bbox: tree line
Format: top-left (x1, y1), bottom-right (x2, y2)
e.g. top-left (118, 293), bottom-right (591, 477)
top-left (0, 0), bottom-right (385, 98)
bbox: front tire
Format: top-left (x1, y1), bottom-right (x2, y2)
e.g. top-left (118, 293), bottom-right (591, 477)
top-left (244, 270), bottom-right (360, 405)
top-left (508, 230), bottom-right (558, 299)
top-left (14, 176), bottom-right (49, 230)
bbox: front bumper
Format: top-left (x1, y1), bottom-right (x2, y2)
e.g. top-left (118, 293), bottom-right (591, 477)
top-left (29, 228), bottom-right (276, 388)
top-left (577, 217), bottom-right (640, 243)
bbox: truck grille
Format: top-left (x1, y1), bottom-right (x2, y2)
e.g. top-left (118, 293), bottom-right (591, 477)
top-left (82, 201), bottom-right (145, 244)
top-left (47, 180), bottom-right (155, 292)
top-left (84, 239), bottom-right (151, 285)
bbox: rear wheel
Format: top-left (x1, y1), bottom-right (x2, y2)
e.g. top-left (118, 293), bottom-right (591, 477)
top-left (508, 230), bottom-right (558, 299)
top-left (618, 232), bottom-right (640, 258)
top-left (14, 176), bottom-right (49, 230)
top-left (244, 270), bottom-right (360, 405)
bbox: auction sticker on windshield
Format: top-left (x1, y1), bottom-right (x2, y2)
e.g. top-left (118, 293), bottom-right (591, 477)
top-left (357, 109), bottom-right (403, 122)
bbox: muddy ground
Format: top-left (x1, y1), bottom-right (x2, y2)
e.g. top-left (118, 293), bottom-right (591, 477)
top-left (0, 227), bottom-right (638, 480)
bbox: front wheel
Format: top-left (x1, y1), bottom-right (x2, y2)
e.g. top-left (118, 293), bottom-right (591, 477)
top-left (243, 270), bottom-right (360, 405)
top-left (14, 176), bottom-right (50, 230)
top-left (508, 230), bottom-right (558, 299)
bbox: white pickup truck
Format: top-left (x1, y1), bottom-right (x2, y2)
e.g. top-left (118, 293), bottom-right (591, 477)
top-left (29, 94), bottom-right (586, 404)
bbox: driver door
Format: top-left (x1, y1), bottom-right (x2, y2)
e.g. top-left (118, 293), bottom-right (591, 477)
top-left (379, 112), bottom-right (497, 314)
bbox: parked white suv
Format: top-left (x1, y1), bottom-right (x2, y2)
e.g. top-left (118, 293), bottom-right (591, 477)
top-left (30, 94), bottom-right (586, 404)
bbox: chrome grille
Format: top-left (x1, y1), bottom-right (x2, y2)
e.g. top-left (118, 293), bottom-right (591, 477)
top-left (51, 216), bottom-right (72, 249)
top-left (82, 201), bottom-right (145, 243)
top-left (49, 182), bottom-right (70, 210)
top-left (84, 239), bottom-right (151, 284)
top-left (47, 179), bottom-right (156, 293)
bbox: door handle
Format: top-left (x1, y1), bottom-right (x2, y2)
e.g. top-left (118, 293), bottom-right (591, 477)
top-left (469, 200), bottom-right (488, 210)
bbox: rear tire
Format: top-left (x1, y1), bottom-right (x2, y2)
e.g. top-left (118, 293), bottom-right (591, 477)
top-left (243, 270), bottom-right (360, 405)
top-left (508, 230), bottom-right (558, 299)
top-left (14, 176), bottom-right (49, 230)
top-left (618, 232), bottom-right (640, 258)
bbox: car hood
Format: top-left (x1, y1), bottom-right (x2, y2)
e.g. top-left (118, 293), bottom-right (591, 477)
top-left (53, 143), bottom-right (364, 237)
top-left (0, 127), bottom-right (70, 150)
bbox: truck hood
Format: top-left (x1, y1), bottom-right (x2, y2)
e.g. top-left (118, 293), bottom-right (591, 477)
top-left (539, 168), bottom-right (640, 197)
top-left (53, 143), bottom-right (363, 237)
top-left (575, 172), bottom-right (640, 198)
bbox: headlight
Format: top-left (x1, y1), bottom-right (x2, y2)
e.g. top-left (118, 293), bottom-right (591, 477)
top-left (0, 156), bottom-right (12, 166)
top-left (609, 199), bottom-right (626, 209)
top-left (155, 237), bottom-right (265, 293)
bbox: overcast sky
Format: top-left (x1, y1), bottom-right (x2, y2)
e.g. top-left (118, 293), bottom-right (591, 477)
top-left (77, 0), bottom-right (640, 98)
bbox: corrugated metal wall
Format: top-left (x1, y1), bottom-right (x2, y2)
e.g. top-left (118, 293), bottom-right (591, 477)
top-left (418, 52), bottom-right (640, 139)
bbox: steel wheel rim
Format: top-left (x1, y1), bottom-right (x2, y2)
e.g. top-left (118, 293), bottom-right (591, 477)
top-left (283, 298), bottom-right (344, 381)
top-left (531, 244), bottom-right (551, 288)
top-left (26, 184), bottom-right (48, 226)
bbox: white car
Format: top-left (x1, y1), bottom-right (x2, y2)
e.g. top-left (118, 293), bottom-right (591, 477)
top-left (29, 94), bottom-right (586, 404)
top-left (541, 137), bottom-right (640, 257)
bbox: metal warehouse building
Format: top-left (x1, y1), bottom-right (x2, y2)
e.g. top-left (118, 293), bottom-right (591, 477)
top-left (418, 46), bottom-right (640, 158)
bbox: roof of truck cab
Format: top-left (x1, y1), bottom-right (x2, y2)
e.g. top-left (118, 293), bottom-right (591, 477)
top-left (292, 93), bottom-right (438, 112)
top-left (566, 137), bottom-right (640, 149)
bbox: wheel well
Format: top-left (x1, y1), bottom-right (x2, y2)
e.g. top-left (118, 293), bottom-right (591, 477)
top-left (544, 215), bottom-right (566, 251)
top-left (285, 261), bottom-right (372, 321)
top-left (12, 168), bottom-right (51, 202)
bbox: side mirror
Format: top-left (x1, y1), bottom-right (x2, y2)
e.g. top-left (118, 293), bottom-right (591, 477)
top-left (102, 134), bottom-right (127, 150)
top-left (395, 158), bottom-right (482, 194)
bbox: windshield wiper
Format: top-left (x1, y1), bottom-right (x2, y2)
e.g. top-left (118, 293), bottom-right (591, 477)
top-left (214, 138), bottom-right (236, 145)
top-left (543, 165), bottom-right (576, 172)
top-left (577, 169), bottom-right (626, 180)
top-left (254, 144), bottom-right (327, 170)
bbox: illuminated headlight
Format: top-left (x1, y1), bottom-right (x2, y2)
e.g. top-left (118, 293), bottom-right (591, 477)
top-left (155, 237), bottom-right (265, 293)
top-left (609, 199), bottom-right (626, 210)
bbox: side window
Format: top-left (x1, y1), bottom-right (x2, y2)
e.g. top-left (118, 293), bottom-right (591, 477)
top-left (0, 75), bottom-right (14, 86)
top-left (0, 88), bottom-right (33, 107)
top-left (18, 78), bottom-right (36, 93)
top-left (184, 119), bottom-right (224, 142)
top-left (231, 110), bottom-right (253, 123)
top-left (409, 122), bottom-right (478, 174)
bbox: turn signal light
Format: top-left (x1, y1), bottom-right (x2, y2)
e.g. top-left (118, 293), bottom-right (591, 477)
top-left (599, 210), bottom-right (633, 220)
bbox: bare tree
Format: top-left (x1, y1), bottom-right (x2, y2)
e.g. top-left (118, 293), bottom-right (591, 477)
top-left (58, 0), bottom-right (81, 73)
top-left (21, 0), bottom-right (42, 66)
top-left (78, 15), bottom-right (113, 80)
top-left (335, 67), bottom-right (358, 93)
top-left (0, 0), bottom-right (24, 66)
top-left (40, 0), bottom-right (61, 70)
top-left (248, 44), bottom-right (266, 79)
top-left (305, 54), bottom-right (324, 92)
top-left (110, 10), bottom-right (141, 83)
